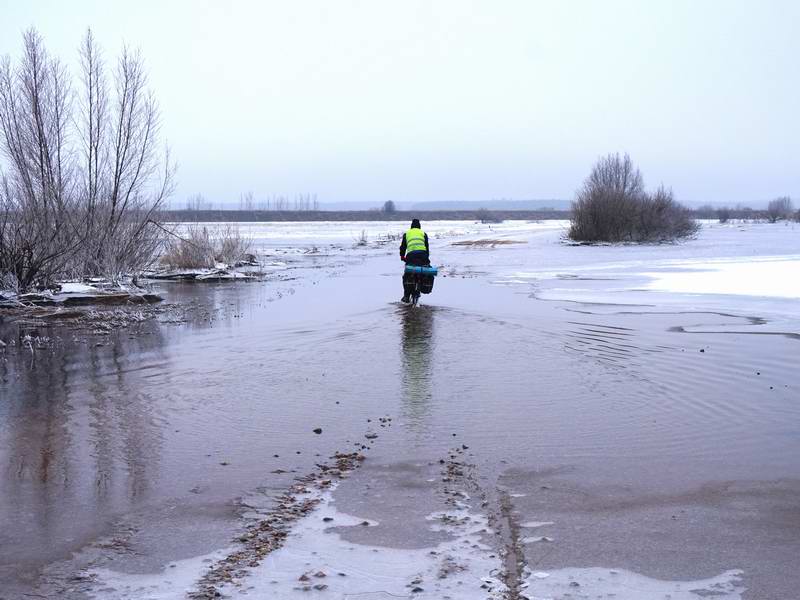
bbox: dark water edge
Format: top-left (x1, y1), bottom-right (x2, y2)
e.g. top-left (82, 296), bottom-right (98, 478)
top-left (1, 247), bottom-right (798, 599)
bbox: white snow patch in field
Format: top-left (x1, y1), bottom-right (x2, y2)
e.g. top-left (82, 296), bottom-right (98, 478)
top-left (523, 566), bottom-right (744, 600)
top-left (644, 257), bottom-right (800, 299)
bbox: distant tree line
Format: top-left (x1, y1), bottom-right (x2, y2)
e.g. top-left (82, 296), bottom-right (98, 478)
top-left (693, 197), bottom-right (797, 223)
top-left (160, 208), bottom-right (571, 223)
top-left (178, 192), bottom-right (321, 212)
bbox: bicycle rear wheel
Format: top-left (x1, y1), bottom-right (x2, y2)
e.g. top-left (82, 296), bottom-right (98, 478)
top-left (411, 277), bottom-right (421, 306)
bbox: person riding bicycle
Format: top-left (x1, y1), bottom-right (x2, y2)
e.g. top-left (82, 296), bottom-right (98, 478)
top-left (400, 218), bottom-right (430, 303)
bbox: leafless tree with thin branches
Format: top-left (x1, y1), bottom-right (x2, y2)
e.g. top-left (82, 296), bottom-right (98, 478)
top-left (766, 196), bottom-right (793, 223)
top-left (0, 27), bottom-right (174, 291)
top-left (75, 30), bottom-right (175, 281)
top-left (0, 29), bottom-right (80, 290)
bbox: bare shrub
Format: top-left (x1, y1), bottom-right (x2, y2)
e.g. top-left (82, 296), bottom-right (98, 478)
top-left (766, 196), bottom-right (793, 223)
top-left (568, 153), bottom-right (698, 243)
top-left (716, 206), bottom-right (731, 223)
top-left (161, 224), bottom-right (252, 269)
top-left (0, 28), bottom-right (173, 291)
top-left (215, 224), bottom-right (252, 265)
top-left (382, 200), bottom-right (396, 214)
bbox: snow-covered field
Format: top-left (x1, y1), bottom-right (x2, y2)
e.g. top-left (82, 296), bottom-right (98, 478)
top-left (476, 220), bottom-right (799, 324)
top-left (173, 219), bottom-right (567, 249)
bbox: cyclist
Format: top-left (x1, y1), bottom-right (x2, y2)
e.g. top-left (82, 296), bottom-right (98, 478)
top-left (399, 218), bottom-right (430, 303)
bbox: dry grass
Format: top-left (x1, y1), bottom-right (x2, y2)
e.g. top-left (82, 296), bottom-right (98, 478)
top-left (161, 224), bottom-right (252, 269)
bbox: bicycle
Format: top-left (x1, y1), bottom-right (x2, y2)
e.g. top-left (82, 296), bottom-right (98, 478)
top-left (403, 264), bottom-right (438, 307)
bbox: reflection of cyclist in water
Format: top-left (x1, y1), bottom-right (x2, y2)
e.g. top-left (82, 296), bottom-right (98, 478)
top-left (400, 304), bottom-right (435, 424)
top-left (399, 218), bottom-right (430, 304)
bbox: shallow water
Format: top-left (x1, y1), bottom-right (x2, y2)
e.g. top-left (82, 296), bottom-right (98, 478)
top-left (0, 221), bottom-right (798, 599)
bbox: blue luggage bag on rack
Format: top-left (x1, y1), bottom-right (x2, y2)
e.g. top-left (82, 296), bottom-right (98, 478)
top-left (404, 265), bottom-right (438, 294)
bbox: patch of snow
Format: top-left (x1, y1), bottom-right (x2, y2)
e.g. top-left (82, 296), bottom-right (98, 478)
top-left (58, 282), bottom-right (100, 294)
top-left (195, 270), bottom-right (251, 281)
top-left (520, 521), bottom-right (554, 529)
top-left (643, 257), bottom-right (800, 299)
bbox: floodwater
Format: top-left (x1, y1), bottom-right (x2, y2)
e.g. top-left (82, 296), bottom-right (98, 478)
top-left (0, 221), bottom-right (798, 599)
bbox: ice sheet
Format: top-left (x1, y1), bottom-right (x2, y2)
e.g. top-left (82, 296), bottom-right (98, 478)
top-left (523, 566), bottom-right (745, 600)
top-left (643, 257), bottom-right (800, 299)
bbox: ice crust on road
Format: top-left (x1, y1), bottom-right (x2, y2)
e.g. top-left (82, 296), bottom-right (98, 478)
top-left (89, 488), bottom-right (507, 600)
top-left (89, 547), bottom-right (233, 600)
top-left (523, 566), bottom-right (745, 600)
top-left (217, 490), bottom-right (508, 599)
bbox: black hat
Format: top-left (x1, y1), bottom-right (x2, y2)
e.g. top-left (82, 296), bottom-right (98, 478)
top-left (410, 219), bottom-right (421, 228)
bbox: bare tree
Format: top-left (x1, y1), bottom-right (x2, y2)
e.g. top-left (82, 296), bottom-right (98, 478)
top-left (716, 206), bottom-right (731, 223)
top-left (76, 31), bottom-right (175, 280)
top-left (0, 29), bottom-right (79, 289)
top-left (240, 190), bottom-right (254, 211)
top-left (766, 196), bottom-right (793, 223)
top-left (0, 28), bottom-right (174, 290)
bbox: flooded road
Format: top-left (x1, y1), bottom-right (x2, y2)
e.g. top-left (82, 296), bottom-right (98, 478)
top-left (1, 221), bottom-right (798, 599)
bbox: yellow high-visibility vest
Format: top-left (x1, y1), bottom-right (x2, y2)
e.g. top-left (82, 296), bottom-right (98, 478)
top-left (405, 229), bottom-right (426, 253)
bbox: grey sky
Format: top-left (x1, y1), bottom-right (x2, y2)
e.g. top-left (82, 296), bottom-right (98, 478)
top-left (1, 0), bottom-right (798, 206)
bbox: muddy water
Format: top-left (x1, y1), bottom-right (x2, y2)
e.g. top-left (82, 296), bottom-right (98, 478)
top-left (1, 227), bottom-right (799, 599)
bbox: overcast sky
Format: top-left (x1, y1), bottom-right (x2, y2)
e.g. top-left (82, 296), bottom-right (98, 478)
top-left (1, 0), bottom-right (798, 206)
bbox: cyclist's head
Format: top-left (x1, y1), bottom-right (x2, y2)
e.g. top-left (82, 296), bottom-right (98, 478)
top-left (410, 219), bottom-right (421, 229)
